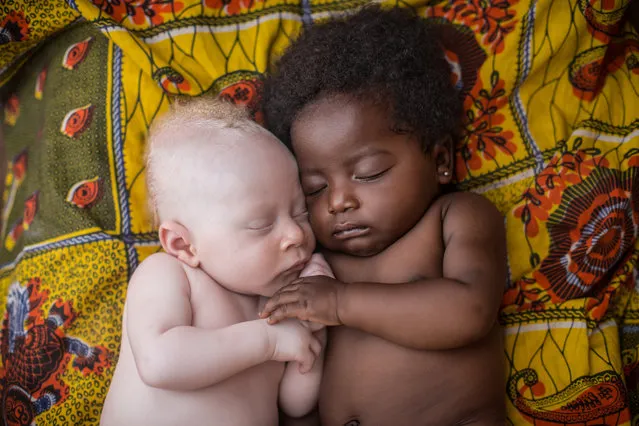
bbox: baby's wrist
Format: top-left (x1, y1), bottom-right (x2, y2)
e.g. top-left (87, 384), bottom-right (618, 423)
top-left (259, 318), bottom-right (277, 362)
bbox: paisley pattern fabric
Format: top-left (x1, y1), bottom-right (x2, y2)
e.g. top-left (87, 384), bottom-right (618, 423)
top-left (0, 0), bottom-right (637, 424)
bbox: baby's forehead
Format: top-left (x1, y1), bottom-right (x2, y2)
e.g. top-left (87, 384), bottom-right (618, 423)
top-left (150, 120), bottom-right (296, 184)
top-left (155, 126), bottom-right (253, 161)
top-left (211, 131), bottom-right (293, 168)
top-left (193, 130), bottom-right (296, 176)
top-left (200, 159), bottom-right (301, 218)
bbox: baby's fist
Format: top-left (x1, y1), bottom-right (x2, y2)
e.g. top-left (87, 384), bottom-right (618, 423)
top-left (264, 319), bottom-right (322, 373)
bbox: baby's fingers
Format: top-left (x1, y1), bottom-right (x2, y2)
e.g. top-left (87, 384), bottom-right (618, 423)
top-left (298, 346), bottom-right (317, 374)
top-left (310, 335), bottom-right (322, 358)
top-left (266, 303), bottom-right (307, 324)
top-left (260, 290), bottom-right (300, 318)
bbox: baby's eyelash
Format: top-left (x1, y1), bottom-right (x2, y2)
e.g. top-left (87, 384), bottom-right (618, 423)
top-left (248, 222), bottom-right (273, 232)
top-left (356, 168), bottom-right (391, 181)
top-left (305, 185), bottom-right (326, 197)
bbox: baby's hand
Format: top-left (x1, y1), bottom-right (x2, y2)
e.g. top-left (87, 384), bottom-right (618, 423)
top-left (299, 253), bottom-right (334, 279)
top-left (260, 275), bottom-right (345, 327)
top-left (296, 254), bottom-right (333, 333)
top-left (264, 319), bottom-right (322, 374)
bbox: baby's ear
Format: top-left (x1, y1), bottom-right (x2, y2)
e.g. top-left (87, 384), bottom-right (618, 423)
top-left (433, 135), bottom-right (454, 185)
top-left (158, 221), bottom-right (200, 268)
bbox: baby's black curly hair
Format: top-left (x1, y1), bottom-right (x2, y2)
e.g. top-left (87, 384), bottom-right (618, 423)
top-left (262, 5), bottom-right (462, 152)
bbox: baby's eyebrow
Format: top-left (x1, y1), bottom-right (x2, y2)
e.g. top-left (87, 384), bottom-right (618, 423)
top-left (236, 201), bottom-right (271, 217)
top-left (348, 148), bottom-right (390, 162)
top-left (300, 149), bottom-right (391, 175)
top-left (299, 167), bottom-right (322, 175)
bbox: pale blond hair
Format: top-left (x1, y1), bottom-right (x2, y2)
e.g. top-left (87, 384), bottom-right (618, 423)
top-left (145, 97), bottom-right (269, 227)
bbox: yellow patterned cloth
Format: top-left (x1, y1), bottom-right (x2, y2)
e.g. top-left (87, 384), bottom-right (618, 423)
top-left (0, 0), bottom-right (637, 425)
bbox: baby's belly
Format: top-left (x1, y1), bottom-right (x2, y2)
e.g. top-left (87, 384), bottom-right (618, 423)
top-left (319, 326), bottom-right (504, 426)
top-left (102, 347), bottom-right (282, 426)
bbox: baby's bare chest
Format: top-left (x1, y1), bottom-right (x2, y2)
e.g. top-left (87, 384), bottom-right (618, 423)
top-left (320, 327), bottom-right (504, 426)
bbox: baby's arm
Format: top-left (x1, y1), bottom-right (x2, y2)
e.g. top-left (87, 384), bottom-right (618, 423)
top-left (278, 253), bottom-right (332, 418)
top-left (262, 193), bottom-right (506, 351)
top-left (126, 253), bottom-right (318, 391)
top-left (332, 193), bottom-right (506, 350)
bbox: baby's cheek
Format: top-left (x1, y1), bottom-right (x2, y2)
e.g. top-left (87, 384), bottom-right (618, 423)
top-left (309, 211), bottom-right (328, 235)
top-left (304, 224), bottom-right (317, 248)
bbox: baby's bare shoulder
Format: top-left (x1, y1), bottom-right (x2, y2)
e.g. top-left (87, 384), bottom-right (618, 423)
top-left (399, 192), bottom-right (497, 244)
top-left (437, 191), bottom-right (500, 220)
top-left (134, 252), bottom-right (183, 274)
top-left (129, 252), bottom-right (186, 287)
top-left (436, 192), bottom-right (502, 236)
top-left (127, 253), bottom-right (192, 301)
top-left (402, 192), bottom-right (502, 260)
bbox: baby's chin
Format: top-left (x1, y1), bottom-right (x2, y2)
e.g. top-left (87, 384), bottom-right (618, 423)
top-left (322, 236), bottom-right (391, 258)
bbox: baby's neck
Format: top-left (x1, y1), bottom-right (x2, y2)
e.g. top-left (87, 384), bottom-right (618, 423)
top-left (185, 262), bottom-right (264, 318)
top-left (226, 288), bottom-right (263, 313)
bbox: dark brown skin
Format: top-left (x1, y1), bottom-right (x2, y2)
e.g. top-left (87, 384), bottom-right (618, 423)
top-left (261, 96), bottom-right (506, 426)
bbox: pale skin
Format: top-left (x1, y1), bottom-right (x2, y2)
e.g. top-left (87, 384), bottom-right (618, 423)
top-left (101, 119), bottom-right (330, 426)
top-left (261, 97), bottom-right (507, 426)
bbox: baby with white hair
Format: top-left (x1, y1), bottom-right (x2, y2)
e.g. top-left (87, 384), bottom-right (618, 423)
top-left (101, 97), bottom-right (331, 426)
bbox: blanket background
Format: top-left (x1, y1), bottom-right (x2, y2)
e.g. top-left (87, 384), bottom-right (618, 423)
top-left (0, 1), bottom-right (638, 424)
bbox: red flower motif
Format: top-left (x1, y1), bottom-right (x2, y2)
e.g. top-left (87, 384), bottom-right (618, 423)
top-left (505, 167), bottom-right (639, 314)
top-left (62, 38), bottom-right (94, 71)
top-left (427, 0), bottom-right (519, 54)
top-left (0, 11), bottom-right (30, 43)
top-left (512, 190), bottom-right (552, 239)
top-left (218, 78), bottom-right (264, 124)
top-left (66, 177), bottom-right (104, 209)
top-left (0, 279), bottom-right (112, 422)
top-left (456, 72), bottom-right (516, 180)
top-left (23, 191), bottom-right (39, 230)
top-left (60, 105), bottom-right (95, 139)
top-left (579, 0), bottom-right (626, 44)
top-left (203, 0), bottom-right (263, 16)
top-left (569, 40), bottom-right (639, 101)
top-left (12, 150), bottom-right (28, 182)
top-left (92, 0), bottom-right (184, 27)
top-left (512, 146), bottom-right (609, 238)
top-left (153, 67), bottom-right (191, 94)
top-left (534, 167), bottom-right (639, 302)
top-left (502, 277), bottom-right (552, 312)
top-left (4, 94), bottom-right (20, 126)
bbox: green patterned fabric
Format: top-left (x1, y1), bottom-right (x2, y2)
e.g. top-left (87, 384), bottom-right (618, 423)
top-left (0, 1), bottom-right (638, 425)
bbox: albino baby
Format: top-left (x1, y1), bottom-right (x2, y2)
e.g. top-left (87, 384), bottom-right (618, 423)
top-left (101, 98), bottom-right (331, 426)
